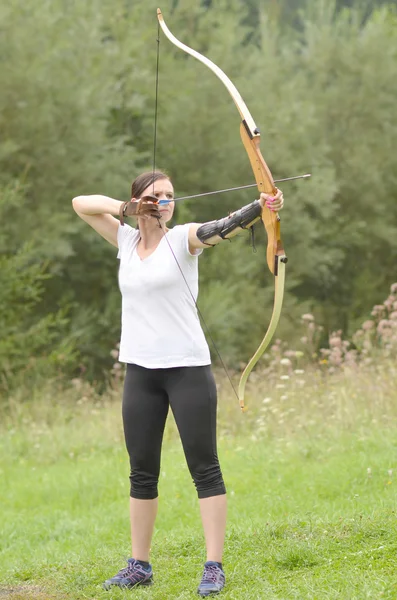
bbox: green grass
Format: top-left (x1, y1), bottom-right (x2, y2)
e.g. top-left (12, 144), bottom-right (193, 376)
top-left (1, 369), bottom-right (397, 599)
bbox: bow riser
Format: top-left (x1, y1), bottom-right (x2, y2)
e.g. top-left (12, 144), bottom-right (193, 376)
top-left (240, 123), bottom-right (285, 274)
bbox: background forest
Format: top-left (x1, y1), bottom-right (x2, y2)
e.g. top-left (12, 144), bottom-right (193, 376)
top-left (1, 0), bottom-right (396, 393)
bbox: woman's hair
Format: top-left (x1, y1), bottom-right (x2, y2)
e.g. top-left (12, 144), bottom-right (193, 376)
top-left (131, 170), bottom-right (171, 199)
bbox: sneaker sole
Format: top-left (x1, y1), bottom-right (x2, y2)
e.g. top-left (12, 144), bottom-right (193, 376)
top-left (103, 577), bottom-right (153, 590)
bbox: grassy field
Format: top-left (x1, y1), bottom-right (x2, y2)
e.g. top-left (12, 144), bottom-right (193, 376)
top-left (1, 363), bottom-right (397, 599)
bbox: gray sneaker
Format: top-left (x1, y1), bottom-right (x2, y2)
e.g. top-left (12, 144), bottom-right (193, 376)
top-left (197, 561), bottom-right (225, 596)
top-left (103, 558), bottom-right (153, 590)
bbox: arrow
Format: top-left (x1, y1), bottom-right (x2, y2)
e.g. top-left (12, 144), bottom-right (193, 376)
top-left (159, 174), bottom-right (311, 204)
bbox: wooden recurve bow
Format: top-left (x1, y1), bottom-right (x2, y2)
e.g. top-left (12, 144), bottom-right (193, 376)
top-left (157, 8), bottom-right (287, 411)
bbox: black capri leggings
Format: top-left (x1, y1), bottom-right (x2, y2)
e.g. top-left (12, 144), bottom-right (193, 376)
top-left (122, 363), bottom-right (226, 500)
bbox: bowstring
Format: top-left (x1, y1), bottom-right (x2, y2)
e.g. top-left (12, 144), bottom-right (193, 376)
top-left (153, 20), bottom-right (239, 403)
top-left (153, 21), bottom-right (160, 189)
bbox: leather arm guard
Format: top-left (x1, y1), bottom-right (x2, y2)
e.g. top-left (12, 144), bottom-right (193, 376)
top-left (196, 199), bottom-right (262, 246)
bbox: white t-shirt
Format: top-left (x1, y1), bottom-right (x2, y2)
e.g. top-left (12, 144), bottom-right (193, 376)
top-left (117, 223), bottom-right (211, 368)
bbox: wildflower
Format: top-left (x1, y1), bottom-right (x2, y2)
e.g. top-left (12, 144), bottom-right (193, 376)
top-left (329, 332), bottom-right (342, 347)
top-left (330, 347), bottom-right (342, 358)
top-left (280, 358), bottom-right (292, 366)
top-left (262, 397), bottom-right (272, 404)
top-left (276, 384), bottom-right (286, 389)
top-left (391, 283), bottom-right (397, 294)
top-left (300, 336), bottom-right (308, 344)
top-left (367, 468), bottom-right (372, 478)
top-left (294, 369), bottom-right (305, 374)
top-left (377, 319), bottom-right (391, 332)
top-left (110, 349), bottom-right (119, 359)
top-left (390, 311), bottom-right (397, 320)
top-left (388, 469), bottom-right (393, 478)
top-left (371, 305), bottom-right (385, 317)
top-left (280, 375), bottom-right (290, 381)
top-left (320, 349), bottom-right (331, 356)
top-left (302, 314), bottom-right (314, 322)
top-left (381, 328), bottom-right (393, 338)
top-left (329, 354), bottom-right (343, 367)
top-left (345, 350), bottom-right (358, 364)
top-left (362, 320), bottom-right (374, 331)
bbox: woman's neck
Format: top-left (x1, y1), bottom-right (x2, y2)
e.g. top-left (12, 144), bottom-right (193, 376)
top-left (137, 218), bottom-right (168, 248)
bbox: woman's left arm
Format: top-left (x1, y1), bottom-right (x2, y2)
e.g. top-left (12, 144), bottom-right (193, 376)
top-left (188, 189), bottom-right (284, 252)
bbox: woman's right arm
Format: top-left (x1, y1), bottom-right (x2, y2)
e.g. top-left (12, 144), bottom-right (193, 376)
top-left (72, 195), bottom-right (123, 248)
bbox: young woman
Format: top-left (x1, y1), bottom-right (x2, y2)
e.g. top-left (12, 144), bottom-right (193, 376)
top-left (72, 171), bottom-right (284, 596)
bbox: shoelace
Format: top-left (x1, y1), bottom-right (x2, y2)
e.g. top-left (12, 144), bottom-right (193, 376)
top-left (115, 565), bottom-right (131, 577)
top-left (117, 560), bottom-right (148, 583)
top-left (202, 565), bottom-right (222, 584)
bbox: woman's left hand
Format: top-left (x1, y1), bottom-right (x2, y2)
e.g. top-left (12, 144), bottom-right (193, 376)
top-left (259, 188), bottom-right (284, 212)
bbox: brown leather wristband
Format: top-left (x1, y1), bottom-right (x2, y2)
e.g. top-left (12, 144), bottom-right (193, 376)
top-left (119, 201), bottom-right (129, 226)
top-left (119, 196), bottom-right (161, 225)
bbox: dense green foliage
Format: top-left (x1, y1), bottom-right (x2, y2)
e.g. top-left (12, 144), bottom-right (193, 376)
top-left (1, 0), bottom-right (396, 390)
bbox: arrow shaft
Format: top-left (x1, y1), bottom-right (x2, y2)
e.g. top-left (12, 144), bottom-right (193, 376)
top-left (165, 174), bottom-right (311, 203)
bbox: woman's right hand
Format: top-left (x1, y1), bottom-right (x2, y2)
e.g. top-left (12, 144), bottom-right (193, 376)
top-left (120, 196), bottom-right (161, 223)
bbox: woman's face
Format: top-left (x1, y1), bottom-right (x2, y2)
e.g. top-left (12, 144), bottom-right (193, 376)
top-left (138, 178), bottom-right (175, 224)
